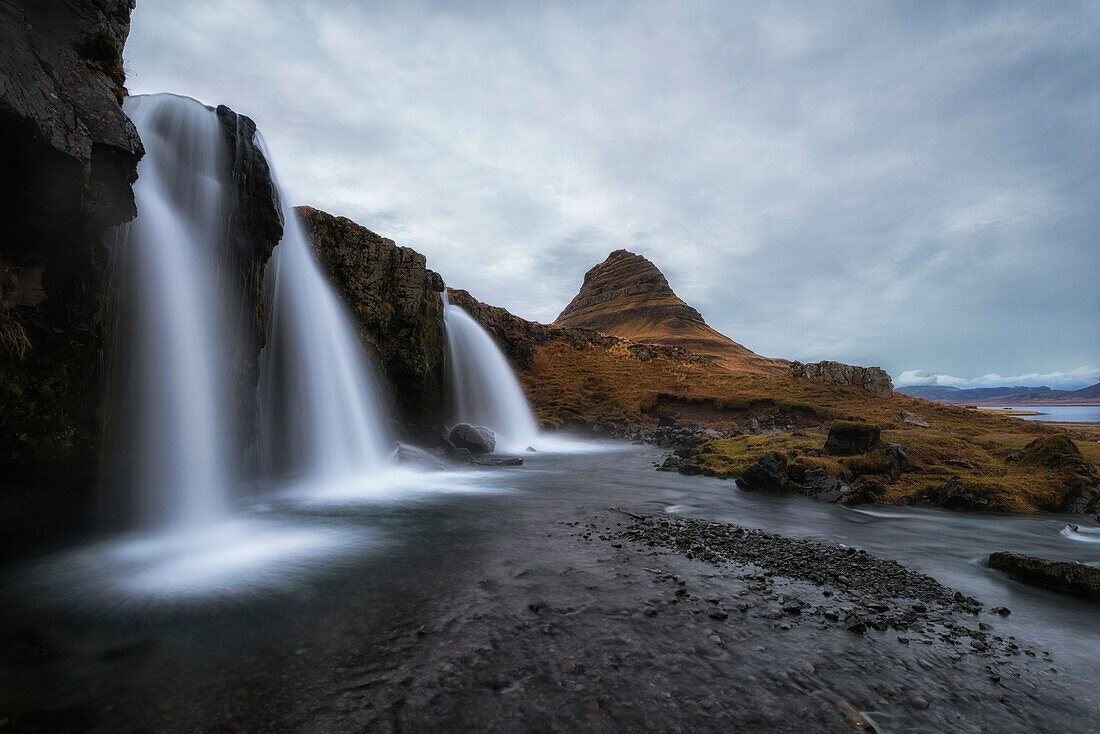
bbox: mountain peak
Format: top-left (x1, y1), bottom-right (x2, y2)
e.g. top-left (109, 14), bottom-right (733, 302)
top-left (554, 250), bottom-right (784, 373)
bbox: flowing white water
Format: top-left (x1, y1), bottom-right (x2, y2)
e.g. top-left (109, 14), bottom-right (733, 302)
top-left (257, 141), bottom-right (391, 481)
top-left (443, 298), bottom-right (540, 452)
top-left (109, 94), bottom-right (234, 529)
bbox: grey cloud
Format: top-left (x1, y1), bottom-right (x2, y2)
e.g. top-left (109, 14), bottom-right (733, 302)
top-left (124, 0), bottom-right (1100, 386)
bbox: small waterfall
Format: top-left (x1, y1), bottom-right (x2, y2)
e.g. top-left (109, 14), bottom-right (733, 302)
top-left (257, 147), bottom-right (390, 481)
top-left (109, 94), bottom-right (234, 528)
top-left (443, 297), bottom-right (539, 452)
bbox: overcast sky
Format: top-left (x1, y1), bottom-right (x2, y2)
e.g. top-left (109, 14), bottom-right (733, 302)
top-left (124, 1), bottom-right (1099, 389)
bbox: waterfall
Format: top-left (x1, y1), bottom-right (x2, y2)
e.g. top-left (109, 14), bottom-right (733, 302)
top-left (109, 94), bottom-right (234, 529)
top-left (256, 143), bottom-right (390, 481)
top-left (443, 297), bottom-right (539, 452)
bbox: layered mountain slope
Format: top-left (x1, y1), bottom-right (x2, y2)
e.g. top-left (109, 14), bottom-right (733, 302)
top-left (554, 250), bottom-right (785, 373)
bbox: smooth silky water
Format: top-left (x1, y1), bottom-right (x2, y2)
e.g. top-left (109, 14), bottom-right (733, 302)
top-left (443, 296), bottom-right (611, 454)
top-left (5, 95), bottom-right (1096, 702)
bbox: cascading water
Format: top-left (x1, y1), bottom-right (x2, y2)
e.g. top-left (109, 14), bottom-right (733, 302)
top-left (443, 296), bottom-right (540, 452)
top-left (257, 142), bottom-right (390, 482)
top-left (108, 94), bottom-right (234, 529)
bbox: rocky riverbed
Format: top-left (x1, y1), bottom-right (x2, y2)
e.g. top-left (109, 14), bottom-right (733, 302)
top-left (3, 498), bottom-right (1090, 732)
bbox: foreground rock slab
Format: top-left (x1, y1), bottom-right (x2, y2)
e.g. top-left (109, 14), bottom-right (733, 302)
top-left (988, 551), bottom-right (1100, 600)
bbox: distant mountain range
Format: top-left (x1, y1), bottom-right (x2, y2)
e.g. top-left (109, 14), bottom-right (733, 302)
top-left (897, 382), bottom-right (1100, 405)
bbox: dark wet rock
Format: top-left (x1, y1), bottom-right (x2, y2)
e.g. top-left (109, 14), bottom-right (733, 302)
top-left (658, 455), bottom-right (687, 472)
top-left (1, 0), bottom-right (142, 541)
top-left (472, 456), bottom-right (523, 467)
top-left (801, 473), bottom-right (851, 503)
top-left (845, 481), bottom-right (887, 506)
top-left (657, 414), bottom-right (678, 427)
top-left (394, 442), bottom-right (446, 471)
top-left (789, 360), bottom-right (894, 397)
top-left (932, 478), bottom-right (989, 511)
top-left (298, 206), bottom-right (446, 427)
top-left (449, 424), bottom-right (496, 454)
top-left (824, 421), bottom-right (881, 456)
top-left (736, 452), bottom-right (794, 493)
top-left (449, 447), bottom-right (474, 465)
top-left (988, 551), bottom-right (1100, 600)
top-left (1060, 485), bottom-right (1100, 517)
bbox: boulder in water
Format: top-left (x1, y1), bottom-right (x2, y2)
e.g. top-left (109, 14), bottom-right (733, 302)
top-left (448, 424), bottom-right (496, 454)
top-left (988, 551), bottom-right (1100, 600)
top-left (824, 421), bottom-right (881, 456)
top-left (393, 443), bottom-right (446, 472)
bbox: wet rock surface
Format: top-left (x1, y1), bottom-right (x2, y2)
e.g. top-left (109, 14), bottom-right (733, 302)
top-left (1, 0), bottom-right (142, 545)
top-left (449, 423), bottom-right (497, 454)
top-left (3, 506), bottom-right (1087, 732)
top-left (298, 206), bottom-right (446, 427)
top-left (988, 551), bottom-right (1100, 600)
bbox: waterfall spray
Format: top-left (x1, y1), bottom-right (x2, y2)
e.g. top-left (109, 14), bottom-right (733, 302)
top-left (108, 94), bottom-right (235, 529)
top-left (443, 297), bottom-right (539, 452)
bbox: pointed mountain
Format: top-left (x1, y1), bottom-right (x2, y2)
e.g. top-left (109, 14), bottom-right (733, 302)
top-left (553, 250), bottom-right (785, 373)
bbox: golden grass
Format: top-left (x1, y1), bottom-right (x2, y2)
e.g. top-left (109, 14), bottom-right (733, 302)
top-left (517, 339), bottom-right (1100, 515)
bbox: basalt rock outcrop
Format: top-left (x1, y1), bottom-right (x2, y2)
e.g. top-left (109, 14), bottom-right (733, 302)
top-left (216, 105), bottom-right (284, 451)
top-left (297, 206), bottom-right (446, 426)
top-left (554, 249), bottom-right (785, 373)
top-left (1, 0), bottom-right (143, 538)
top-left (789, 360), bottom-right (895, 398)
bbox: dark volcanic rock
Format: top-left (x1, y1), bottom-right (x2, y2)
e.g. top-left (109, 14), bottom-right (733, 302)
top-left (736, 452), bottom-right (794, 493)
top-left (216, 105), bottom-right (283, 450)
top-left (1005, 434), bottom-right (1100, 519)
top-left (824, 420), bottom-right (881, 456)
top-left (988, 551), bottom-right (1100, 600)
top-left (0, 0), bottom-right (142, 539)
top-left (297, 206), bottom-right (445, 427)
top-left (933, 478), bottom-right (989, 511)
top-left (449, 424), bottom-right (496, 455)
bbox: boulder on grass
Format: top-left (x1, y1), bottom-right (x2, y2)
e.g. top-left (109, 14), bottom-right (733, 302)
top-left (448, 424), bottom-right (496, 454)
top-left (824, 421), bottom-right (881, 456)
top-left (988, 551), bottom-right (1100, 600)
top-left (880, 442), bottom-right (915, 481)
top-left (736, 452), bottom-right (794, 493)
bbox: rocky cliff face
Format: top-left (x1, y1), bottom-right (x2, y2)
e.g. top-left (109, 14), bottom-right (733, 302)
top-left (0, 0), bottom-right (143, 535)
top-left (297, 206), bottom-right (446, 427)
top-left (215, 105), bottom-right (284, 447)
top-left (788, 361), bottom-right (894, 398)
top-left (554, 250), bottom-right (785, 373)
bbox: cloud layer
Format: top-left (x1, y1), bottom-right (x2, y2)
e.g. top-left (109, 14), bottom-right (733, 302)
top-left (896, 367), bottom-right (1100, 390)
top-left (123, 0), bottom-right (1100, 385)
